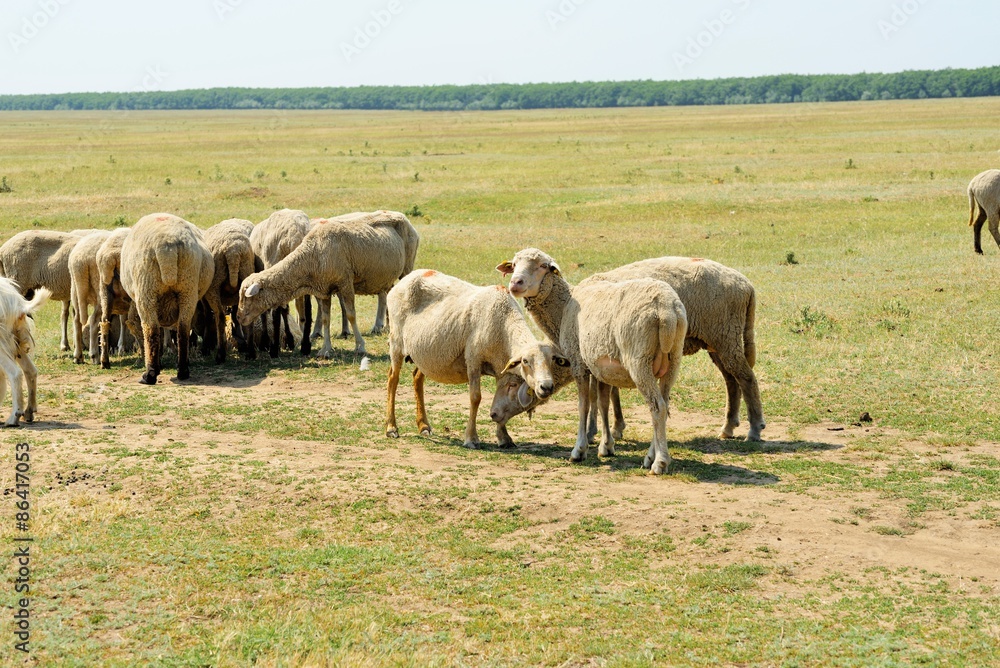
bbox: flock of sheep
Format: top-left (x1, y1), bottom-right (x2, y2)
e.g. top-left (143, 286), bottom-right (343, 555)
top-left (0, 165), bottom-right (994, 470)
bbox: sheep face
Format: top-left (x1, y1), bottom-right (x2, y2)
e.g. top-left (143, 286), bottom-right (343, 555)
top-left (496, 248), bottom-right (561, 299)
top-left (499, 343), bottom-right (568, 403)
top-left (237, 275), bottom-right (268, 326)
top-left (490, 350), bottom-right (573, 424)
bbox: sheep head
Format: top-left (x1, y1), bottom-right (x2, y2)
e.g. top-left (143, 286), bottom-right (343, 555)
top-left (496, 248), bottom-right (561, 299)
top-left (490, 347), bottom-right (573, 425)
top-left (237, 274), bottom-right (271, 326)
top-left (499, 342), bottom-right (568, 402)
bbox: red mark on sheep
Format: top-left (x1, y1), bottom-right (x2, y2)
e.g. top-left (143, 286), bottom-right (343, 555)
top-left (155, 215), bottom-right (169, 222)
top-left (495, 285), bottom-right (508, 293)
top-left (690, 257), bottom-right (704, 262)
top-left (422, 270), bottom-right (438, 277)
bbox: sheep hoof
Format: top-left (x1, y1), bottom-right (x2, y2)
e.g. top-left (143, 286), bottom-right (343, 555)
top-left (612, 426), bottom-right (625, 440)
top-left (338, 332), bottom-right (351, 340)
top-left (386, 428), bottom-right (399, 439)
top-left (139, 373), bottom-right (157, 385)
top-left (316, 348), bottom-right (333, 360)
top-left (369, 326), bottom-right (384, 335)
top-left (597, 444), bottom-right (615, 457)
top-left (462, 440), bottom-right (479, 449)
top-left (498, 437), bottom-right (515, 449)
top-left (74, 356), bottom-right (84, 365)
top-left (24, 409), bottom-right (34, 423)
top-left (649, 460), bottom-right (671, 475)
top-left (419, 426), bottom-right (432, 437)
top-left (569, 451), bottom-right (585, 463)
top-left (100, 361), bottom-right (111, 370)
top-left (641, 455), bottom-right (653, 469)
top-left (176, 370), bottom-right (190, 381)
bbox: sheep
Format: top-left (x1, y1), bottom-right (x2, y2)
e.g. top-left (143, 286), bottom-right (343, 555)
top-left (120, 213), bottom-right (215, 384)
top-left (384, 269), bottom-right (568, 448)
top-left (96, 228), bottom-right (142, 369)
top-left (0, 230), bottom-right (84, 352)
top-left (68, 230), bottom-right (112, 363)
top-left (249, 209), bottom-right (312, 357)
top-left (968, 169), bottom-right (1000, 254)
top-left (202, 219), bottom-right (257, 363)
top-left (238, 212), bottom-right (411, 357)
top-left (0, 278), bottom-right (49, 426)
top-left (494, 252), bottom-right (766, 442)
top-left (305, 211), bottom-right (420, 351)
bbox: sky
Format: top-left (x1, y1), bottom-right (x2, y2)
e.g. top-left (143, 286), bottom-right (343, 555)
top-left (2, 0), bottom-right (998, 95)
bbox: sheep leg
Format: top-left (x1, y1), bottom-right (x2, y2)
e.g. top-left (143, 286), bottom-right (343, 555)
top-left (310, 296), bottom-right (324, 340)
top-left (0, 354), bottom-right (25, 426)
top-left (99, 318), bottom-right (113, 369)
top-left (495, 421), bottom-right (515, 448)
top-left (413, 368), bottom-right (431, 436)
top-left (719, 350), bottom-right (765, 441)
top-left (139, 323), bottom-right (160, 385)
top-left (385, 349), bottom-right (403, 438)
top-left (337, 294), bottom-right (350, 338)
top-left (280, 305), bottom-right (295, 350)
top-left (710, 351), bottom-right (743, 439)
top-left (464, 370), bottom-right (482, 448)
top-left (989, 208), bottom-right (1000, 251)
top-left (316, 296), bottom-right (333, 359)
top-left (597, 381), bottom-right (616, 457)
top-left (116, 313), bottom-right (127, 353)
top-left (370, 292), bottom-right (388, 335)
top-left (973, 204), bottom-right (987, 254)
top-left (610, 387), bottom-right (626, 440)
top-left (339, 286), bottom-right (367, 355)
top-left (19, 352), bottom-right (38, 423)
top-left (299, 294), bottom-right (312, 357)
top-left (88, 301), bottom-right (102, 363)
top-left (585, 376), bottom-right (599, 444)
top-left (72, 291), bottom-right (86, 365)
top-left (213, 301), bottom-right (228, 365)
top-left (569, 375), bottom-right (591, 462)
top-left (269, 310), bottom-right (282, 358)
top-left (59, 300), bottom-right (71, 351)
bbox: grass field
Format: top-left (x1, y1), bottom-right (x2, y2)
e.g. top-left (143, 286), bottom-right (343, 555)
top-left (0, 98), bottom-right (999, 666)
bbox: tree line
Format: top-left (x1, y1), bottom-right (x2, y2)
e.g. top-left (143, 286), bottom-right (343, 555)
top-left (2, 67), bottom-right (998, 112)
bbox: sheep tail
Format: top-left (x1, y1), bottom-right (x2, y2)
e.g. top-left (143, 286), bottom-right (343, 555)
top-left (154, 242), bottom-right (180, 285)
top-left (969, 187), bottom-right (978, 227)
top-left (653, 298), bottom-right (687, 381)
top-left (744, 290), bottom-right (757, 369)
top-left (225, 249), bottom-right (242, 291)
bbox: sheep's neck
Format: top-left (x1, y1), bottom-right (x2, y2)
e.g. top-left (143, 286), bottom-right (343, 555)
top-left (524, 274), bottom-right (572, 343)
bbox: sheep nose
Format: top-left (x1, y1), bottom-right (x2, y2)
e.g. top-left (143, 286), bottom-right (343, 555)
top-left (489, 410), bottom-right (500, 421)
top-left (537, 382), bottom-right (553, 398)
top-left (509, 277), bottom-right (524, 293)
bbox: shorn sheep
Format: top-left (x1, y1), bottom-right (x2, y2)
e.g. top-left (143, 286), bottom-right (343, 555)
top-left (68, 230), bottom-right (112, 364)
top-left (384, 269), bottom-right (569, 448)
top-left (968, 169), bottom-right (1000, 255)
top-left (238, 212), bottom-right (411, 357)
top-left (249, 209), bottom-right (312, 357)
top-left (0, 230), bottom-right (83, 352)
top-left (202, 219), bottom-right (257, 363)
top-left (495, 252), bottom-right (765, 442)
top-left (0, 277), bottom-right (49, 426)
top-left (496, 249), bottom-right (688, 472)
top-left (120, 213), bottom-right (215, 384)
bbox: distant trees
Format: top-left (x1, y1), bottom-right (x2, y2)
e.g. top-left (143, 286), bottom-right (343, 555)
top-left (1, 67), bottom-right (998, 112)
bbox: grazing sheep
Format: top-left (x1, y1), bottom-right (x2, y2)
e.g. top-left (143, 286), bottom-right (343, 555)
top-left (495, 249), bottom-right (689, 472)
top-left (238, 212), bottom-right (410, 357)
top-left (494, 252), bottom-right (765, 442)
top-left (0, 230), bottom-right (84, 352)
top-left (96, 228), bottom-right (141, 369)
top-left (968, 169), bottom-right (1000, 254)
top-left (384, 269), bottom-right (568, 447)
top-left (202, 219), bottom-right (257, 363)
top-left (68, 230), bottom-right (112, 363)
top-left (0, 278), bottom-right (49, 426)
top-left (120, 213), bottom-right (215, 384)
top-left (250, 209), bottom-right (312, 357)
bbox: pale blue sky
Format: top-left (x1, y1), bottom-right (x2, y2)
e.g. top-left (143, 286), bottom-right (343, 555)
top-left (2, 0), bottom-right (997, 94)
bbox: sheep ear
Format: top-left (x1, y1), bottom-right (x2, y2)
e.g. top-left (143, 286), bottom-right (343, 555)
top-left (245, 282), bottom-right (261, 297)
top-left (549, 262), bottom-right (561, 276)
top-left (517, 382), bottom-right (534, 408)
top-left (554, 355), bottom-right (570, 368)
top-left (496, 261), bottom-right (514, 275)
top-left (501, 358), bottom-right (521, 375)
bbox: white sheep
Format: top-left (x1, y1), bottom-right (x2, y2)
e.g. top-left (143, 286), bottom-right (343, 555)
top-left (384, 269), bottom-right (568, 448)
top-left (968, 169), bottom-right (1000, 254)
top-left (495, 249), bottom-right (689, 472)
top-left (0, 230), bottom-right (84, 352)
top-left (202, 219), bottom-right (257, 363)
top-left (68, 230), bottom-right (112, 364)
top-left (250, 209), bottom-right (313, 357)
top-left (96, 228), bottom-right (141, 369)
top-left (0, 278), bottom-right (49, 426)
top-left (494, 252), bottom-right (765, 442)
top-left (238, 213), bottom-right (411, 357)
top-left (120, 213), bottom-right (215, 384)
